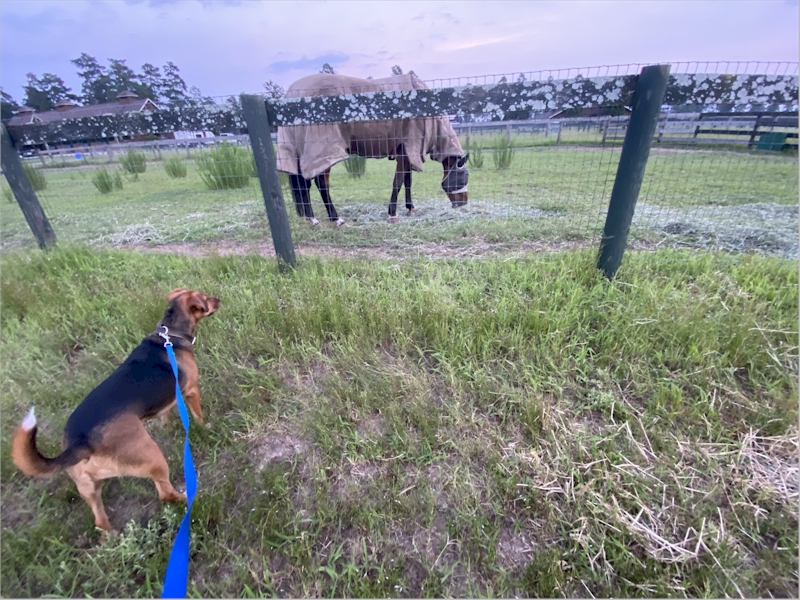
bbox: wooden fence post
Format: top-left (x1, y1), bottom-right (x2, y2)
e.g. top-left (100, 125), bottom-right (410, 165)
top-left (1, 124), bottom-right (57, 249)
top-left (601, 118), bottom-right (610, 145)
top-left (747, 114), bottom-right (763, 149)
top-left (597, 64), bottom-right (671, 278)
top-left (240, 94), bottom-right (296, 271)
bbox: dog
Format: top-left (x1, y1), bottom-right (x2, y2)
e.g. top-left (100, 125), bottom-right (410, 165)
top-left (10, 288), bottom-right (220, 532)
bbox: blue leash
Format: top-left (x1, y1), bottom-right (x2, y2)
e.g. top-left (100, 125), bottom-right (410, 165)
top-left (159, 327), bottom-right (197, 599)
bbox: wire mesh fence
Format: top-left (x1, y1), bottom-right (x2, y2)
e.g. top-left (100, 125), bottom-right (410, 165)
top-left (1, 62), bottom-right (797, 260)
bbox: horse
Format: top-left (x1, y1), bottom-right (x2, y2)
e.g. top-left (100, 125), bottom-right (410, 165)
top-left (276, 73), bottom-right (470, 225)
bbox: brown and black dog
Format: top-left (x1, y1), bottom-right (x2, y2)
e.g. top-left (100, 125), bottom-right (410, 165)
top-left (10, 288), bottom-right (220, 531)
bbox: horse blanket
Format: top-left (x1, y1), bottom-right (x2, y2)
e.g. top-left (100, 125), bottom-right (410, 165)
top-left (276, 73), bottom-right (465, 180)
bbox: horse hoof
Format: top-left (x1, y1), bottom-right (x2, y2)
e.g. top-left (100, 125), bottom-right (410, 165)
top-left (407, 207), bottom-right (418, 216)
top-left (334, 218), bottom-right (345, 227)
top-left (388, 216), bottom-right (399, 224)
top-left (307, 217), bottom-right (320, 226)
top-left (451, 201), bottom-right (467, 208)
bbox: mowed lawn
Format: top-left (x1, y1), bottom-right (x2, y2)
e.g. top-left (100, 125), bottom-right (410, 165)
top-left (1, 246), bottom-right (797, 598)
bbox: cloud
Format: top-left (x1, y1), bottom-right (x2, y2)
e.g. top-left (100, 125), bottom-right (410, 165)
top-left (265, 52), bottom-right (350, 75)
top-left (433, 33), bottom-right (524, 53)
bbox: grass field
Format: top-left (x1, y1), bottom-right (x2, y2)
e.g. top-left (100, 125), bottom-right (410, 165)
top-left (1, 246), bottom-right (797, 598)
top-left (1, 135), bottom-right (798, 597)
top-left (2, 143), bottom-right (797, 258)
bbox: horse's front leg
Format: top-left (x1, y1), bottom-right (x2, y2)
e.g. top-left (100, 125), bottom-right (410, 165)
top-left (290, 172), bottom-right (318, 225)
top-left (314, 169), bottom-right (344, 226)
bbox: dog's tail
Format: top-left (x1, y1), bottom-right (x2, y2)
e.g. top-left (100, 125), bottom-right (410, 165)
top-left (10, 408), bottom-right (90, 478)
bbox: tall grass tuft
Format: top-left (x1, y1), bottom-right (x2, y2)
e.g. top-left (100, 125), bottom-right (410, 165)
top-left (120, 151), bottom-right (146, 177)
top-left (492, 136), bottom-right (515, 170)
top-left (163, 156), bottom-right (187, 179)
top-left (91, 168), bottom-right (123, 194)
top-left (464, 140), bottom-right (485, 169)
top-left (196, 142), bottom-right (253, 190)
top-left (22, 164), bottom-right (47, 191)
top-left (343, 153), bottom-right (367, 178)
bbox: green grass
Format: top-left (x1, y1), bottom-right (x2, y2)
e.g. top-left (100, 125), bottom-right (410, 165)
top-left (2, 143), bottom-right (795, 256)
top-left (1, 246), bottom-right (797, 597)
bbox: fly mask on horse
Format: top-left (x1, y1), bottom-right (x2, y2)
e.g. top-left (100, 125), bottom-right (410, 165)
top-left (441, 155), bottom-right (469, 208)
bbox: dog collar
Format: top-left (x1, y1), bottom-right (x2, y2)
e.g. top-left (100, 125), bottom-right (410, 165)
top-left (155, 326), bottom-right (196, 350)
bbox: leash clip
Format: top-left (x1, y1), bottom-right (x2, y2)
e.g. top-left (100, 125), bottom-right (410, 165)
top-left (158, 325), bottom-right (173, 347)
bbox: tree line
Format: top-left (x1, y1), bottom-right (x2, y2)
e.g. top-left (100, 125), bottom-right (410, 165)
top-left (1, 53), bottom-right (215, 120)
top-left (1, 57), bottom-right (416, 121)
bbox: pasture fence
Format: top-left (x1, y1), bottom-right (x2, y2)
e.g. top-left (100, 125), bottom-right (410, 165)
top-left (1, 62), bottom-right (797, 270)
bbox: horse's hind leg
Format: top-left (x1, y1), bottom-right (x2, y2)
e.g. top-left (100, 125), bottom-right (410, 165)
top-left (290, 172), bottom-right (317, 224)
top-left (403, 169), bottom-right (416, 214)
top-left (388, 150), bottom-right (410, 220)
top-left (314, 170), bottom-right (344, 225)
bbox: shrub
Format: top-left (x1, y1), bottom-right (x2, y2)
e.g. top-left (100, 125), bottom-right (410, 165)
top-left (22, 163), bottom-right (47, 192)
top-left (492, 135), bottom-right (516, 170)
top-left (163, 157), bottom-right (187, 179)
top-left (91, 168), bottom-right (123, 194)
top-left (196, 142), bottom-right (253, 190)
top-left (343, 153), bottom-right (367, 178)
top-left (120, 151), bottom-right (147, 176)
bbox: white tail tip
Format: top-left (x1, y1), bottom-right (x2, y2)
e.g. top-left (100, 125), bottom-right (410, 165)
top-left (21, 407), bottom-right (36, 430)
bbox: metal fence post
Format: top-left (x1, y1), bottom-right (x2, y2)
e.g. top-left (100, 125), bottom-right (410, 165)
top-left (1, 124), bottom-right (57, 250)
top-left (240, 94), bottom-right (296, 271)
top-left (597, 64), bottom-right (671, 278)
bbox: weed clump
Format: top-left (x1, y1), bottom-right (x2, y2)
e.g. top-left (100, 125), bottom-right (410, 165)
top-left (464, 140), bottom-right (484, 169)
top-left (22, 164), bottom-right (47, 191)
top-left (196, 142), bottom-right (254, 190)
top-left (91, 168), bottom-right (123, 194)
top-left (163, 156), bottom-right (188, 179)
top-left (343, 153), bottom-right (367, 178)
top-left (493, 136), bottom-right (515, 170)
top-left (120, 151), bottom-right (147, 177)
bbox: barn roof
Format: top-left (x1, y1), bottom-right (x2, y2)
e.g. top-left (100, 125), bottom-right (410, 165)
top-left (5, 93), bottom-right (160, 127)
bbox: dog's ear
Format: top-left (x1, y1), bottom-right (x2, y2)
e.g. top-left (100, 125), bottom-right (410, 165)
top-left (166, 288), bottom-right (187, 302)
top-left (187, 293), bottom-right (209, 314)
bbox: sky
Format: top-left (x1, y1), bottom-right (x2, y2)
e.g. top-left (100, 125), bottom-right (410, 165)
top-left (1, 0), bottom-right (798, 102)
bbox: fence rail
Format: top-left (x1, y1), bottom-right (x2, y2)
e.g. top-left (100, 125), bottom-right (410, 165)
top-left (602, 112), bottom-right (799, 148)
top-left (24, 134), bottom-right (255, 166)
